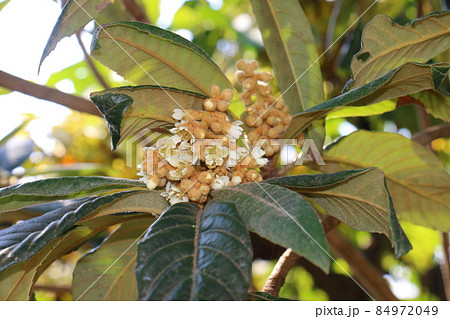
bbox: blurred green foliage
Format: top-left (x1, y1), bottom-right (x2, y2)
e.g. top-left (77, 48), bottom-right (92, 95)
top-left (4, 0), bottom-right (448, 301)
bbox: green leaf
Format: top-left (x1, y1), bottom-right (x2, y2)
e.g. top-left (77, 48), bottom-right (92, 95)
top-left (265, 168), bottom-right (411, 257)
top-left (0, 226), bottom-right (94, 300)
top-left (212, 183), bottom-right (330, 272)
top-left (327, 100), bottom-right (397, 119)
top-left (90, 21), bottom-right (245, 118)
top-left (0, 176), bottom-right (146, 212)
top-left (0, 190), bottom-right (166, 300)
top-left (77, 190), bottom-right (168, 223)
top-left (409, 90), bottom-right (450, 122)
top-left (347, 11), bottom-right (450, 90)
top-left (0, 0), bottom-right (10, 12)
top-left (248, 292), bottom-right (294, 301)
top-left (321, 131), bottom-right (450, 232)
top-left (90, 85), bottom-right (206, 149)
top-left (72, 219), bottom-right (154, 300)
top-left (250, 0), bottom-right (323, 113)
top-left (0, 191), bottom-right (135, 273)
top-left (284, 62), bottom-right (450, 138)
top-left (39, 0), bottom-right (114, 70)
top-left (136, 201), bottom-right (252, 300)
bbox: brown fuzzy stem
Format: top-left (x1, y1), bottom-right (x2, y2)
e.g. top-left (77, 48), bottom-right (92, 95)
top-left (261, 248), bottom-right (300, 297)
top-left (76, 31), bottom-right (110, 89)
top-left (0, 70), bottom-right (101, 117)
top-left (122, 0), bottom-right (150, 23)
top-left (261, 216), bottom-right (339, 297)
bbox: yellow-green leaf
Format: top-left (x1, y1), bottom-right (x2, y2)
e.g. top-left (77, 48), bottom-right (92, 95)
top-left (40, 0), bottom-right (114, 70)
top-left (72, 219), bottom-right (154, 300)
top-left (284, 62), bottom-right (449, 139)
top-left (90, 21), bottom-right (245, 118)
top-left (347, 11), bottom-right (450, 89)
top-left (250, 0), bottom-right (323, 113)
top-left (321, 131), bottom-right (450, 231)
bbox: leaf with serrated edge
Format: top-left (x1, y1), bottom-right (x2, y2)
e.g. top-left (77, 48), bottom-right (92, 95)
top-left (72, 219), bottom-right (154, 300)
top-left (0, 190), bottom-right (164, 273)
top-left (90, 21), bottom-right (245, 118)
top-left (39, 0), bottom-right (114, 70)
top-left (321, 131), bottom-right (450, 231)
top-left (136, 201), bottom-right (252, 300)
top-left (212, 183), bottom-right (330, 272)
top-left (250, 0), bottom-right (323, 113)
top-left (410, 90), bottom-right (450, 122)
top-left (0, 176), bottom-right (146, 213)
top-left (90, 85), bottom-right (206, 149)
top-left (265, 168), bottom-right (411, 257)
top-left (0, 190), bottom-right (165, 300)
top-left (284, 62), bottom-right (449, 139)
top-left (0, 226), bottom-right (94, 300)
top-left (347, 11), bottom-right (450, 90)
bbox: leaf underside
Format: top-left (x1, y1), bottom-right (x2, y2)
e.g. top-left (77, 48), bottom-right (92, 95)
top-left (347, 11), bottom-right (450, 89)
top-left (90, 85), bottom-right (206, 149)
top-left (322, 131), bottom-right (450, 231)
top-left (265, 168), bottom-right (411, 257)
top-left (90, 21), bottom-right (245, 117)
top-left (40, 0), bottom-right (114, 70)
top-left (284, 62), bottom-right (449, 139)
top-left (72, 219), bottom-right (155, 300)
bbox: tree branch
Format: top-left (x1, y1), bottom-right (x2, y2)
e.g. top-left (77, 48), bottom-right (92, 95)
top-left (327, 229), bottom-right (398, 300)
top-left (412, 123), bottom-right (450, 149)
top-left (441, 232), bottom-right (450, 301)
top-left (261, 216), bottom-right (340, 297)
top-left (0, 70), bottom-right (101, 117)
top-left (76, 31), bottom-right (109, 89)
top-left (262, 248), bottom-right (299, 297)
top-left (122, 0), bottom-right (150, 23)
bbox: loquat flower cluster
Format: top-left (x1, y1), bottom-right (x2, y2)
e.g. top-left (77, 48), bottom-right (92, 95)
top-left (138, 85), bottom-right (268, 205)
top-left (237, 59), bottom-right (292, 156)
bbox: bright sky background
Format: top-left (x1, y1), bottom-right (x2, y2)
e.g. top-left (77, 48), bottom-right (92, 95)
top-left (0, 0), bottom-right (214, 153)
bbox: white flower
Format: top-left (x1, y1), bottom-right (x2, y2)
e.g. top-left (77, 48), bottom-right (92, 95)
top-left (204, 142), bottom-right (229, 168)
top-left (227, 146), bottom-right (249, 168)
top-left (158, 135), bottom-right (183, 167)
top-left (170, 121), bottom-right (195, 142)
top-left (231, 175), bottom-right (242, 185)
top-left (226, 120), bottom-right (244, 139)
top-left (251, 146), bottom-right (269, 167)
top-left (167, 163), bottom-right (188, 181)
top-left (172, 108), bottom-right (185, 121)
top-left (212, 175), bottom-right (230, 190)
top-left (161, 182), bottom-right (189, 205)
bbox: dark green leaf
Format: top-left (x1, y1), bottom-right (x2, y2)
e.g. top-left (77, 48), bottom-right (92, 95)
top-left (136, 201), bottom-right (252, 300)
top-left (212, 183), bottom-right (330, 272)
top-left (265, 168), bottom-right (412, 257)
top-left (0, 176), bottom-right (146, 212)
top-left (90, 85), bottom-right (206, 149)
top-left (249, 292), bottom-right (294, 301)
top-left (0, 190), bottom-right (148, 273)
